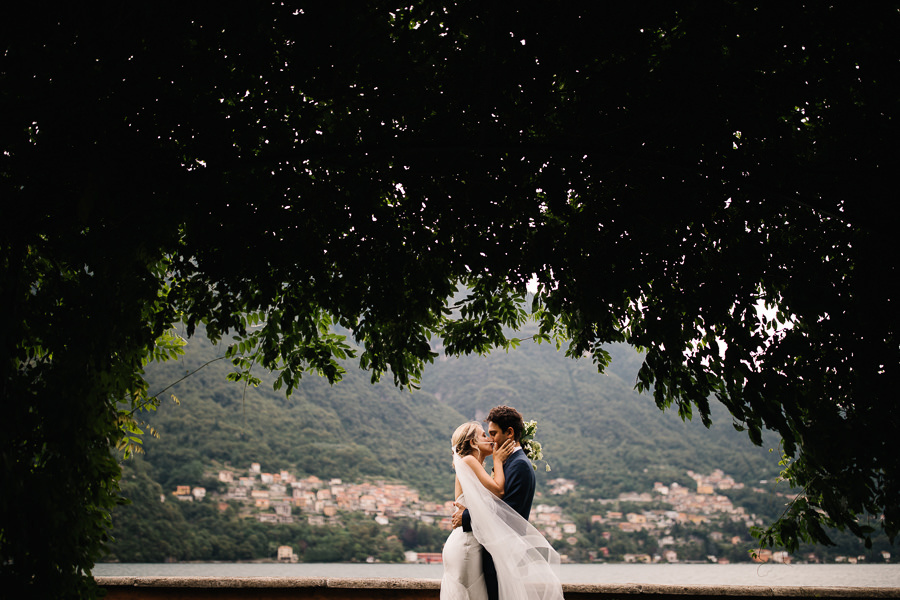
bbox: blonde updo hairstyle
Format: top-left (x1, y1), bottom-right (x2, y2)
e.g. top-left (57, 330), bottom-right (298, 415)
top-left (451, 421), bottom-right (484, 460)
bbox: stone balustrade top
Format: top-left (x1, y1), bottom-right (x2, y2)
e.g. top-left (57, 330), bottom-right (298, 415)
top-left (96, 576), bottom-right (900, 600)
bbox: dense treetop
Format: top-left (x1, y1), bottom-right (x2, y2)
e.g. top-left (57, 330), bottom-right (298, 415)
top-left (2, 2), bottom-right (897, 596)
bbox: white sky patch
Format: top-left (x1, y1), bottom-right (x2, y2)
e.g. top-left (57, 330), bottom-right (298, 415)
top-left (686, 298), bottom-right (796, 367)
top-left (524, 275), bottom-right (794, 367)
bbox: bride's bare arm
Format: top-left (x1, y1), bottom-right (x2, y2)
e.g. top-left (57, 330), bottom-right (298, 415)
top-left (461, 455), bottom-right (505, 498)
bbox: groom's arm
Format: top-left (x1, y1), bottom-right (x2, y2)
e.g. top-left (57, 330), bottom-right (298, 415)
top-left (461, 508), bottom-right (472, 532)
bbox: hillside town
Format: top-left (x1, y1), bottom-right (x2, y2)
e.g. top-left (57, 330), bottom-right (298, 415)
top-left (171, 465), bottom-right (889, 565)
top-left (173, 462), bottom-right (447, 528)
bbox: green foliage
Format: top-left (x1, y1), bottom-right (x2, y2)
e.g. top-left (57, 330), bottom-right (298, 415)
top-left (0, 212), bottom-right (181, 596)
top-left (107, 462), bottom-right (195, 562)
top-left (4, 2), bottom-right (898, 594)
top-left (394, 519), bottom-right (448, 553)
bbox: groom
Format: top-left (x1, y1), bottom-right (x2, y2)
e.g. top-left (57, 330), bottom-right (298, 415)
top-left (451, 405), bottom-right (535, 600)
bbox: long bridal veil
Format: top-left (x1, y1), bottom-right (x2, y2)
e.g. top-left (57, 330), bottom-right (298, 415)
top-left (453, 453), bottom-right (564, 600)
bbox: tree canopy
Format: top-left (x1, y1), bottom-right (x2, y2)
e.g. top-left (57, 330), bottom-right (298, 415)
top-left (2, 2), bottom-right (897, 596)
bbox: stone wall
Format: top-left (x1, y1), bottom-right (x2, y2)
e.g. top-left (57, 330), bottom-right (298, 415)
top-left (96, 577), bottom-right (900, 600)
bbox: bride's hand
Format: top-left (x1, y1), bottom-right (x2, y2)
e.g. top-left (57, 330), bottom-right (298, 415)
top-left (493, 439), bottom-right (515, 463)
top-left (450, 502), bottom-right (466, 529)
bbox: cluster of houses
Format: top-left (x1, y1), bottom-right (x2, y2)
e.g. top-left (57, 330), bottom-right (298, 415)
top-left (537, 472), bottom-right (755, 564)
top-left (173, 465), bottom-right (889, 564)
top-left (173, 462), bottom-right (453, 528)
top-left (591, 474), bottom-right (754, 532)
top-left (544, 469), bottom-right (754, 533)
top-left (171, 465), bottom-right (757, 562)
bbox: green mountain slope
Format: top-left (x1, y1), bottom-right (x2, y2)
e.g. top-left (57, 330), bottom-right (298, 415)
top-left (106, 327), bottom-right (841, 564)
top-left (422, 339), bottom-right (782, 496)
top-left (138, 326), bottom-right (465, 500)
top-left (137, 327), bottom-right (781, 502)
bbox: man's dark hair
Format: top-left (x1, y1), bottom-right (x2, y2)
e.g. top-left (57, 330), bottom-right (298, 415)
top-left (486, 405), bottom-right (525, 443)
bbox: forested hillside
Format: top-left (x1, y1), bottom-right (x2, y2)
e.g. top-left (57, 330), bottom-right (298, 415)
top-left (135, 326), bottom-right (782, 502)
top-left (136, 326), bottom-right (463, 500)
top-left (422, 330), bottom-right (783, 496)
top-left (108, 328), bottom-right (897, 563)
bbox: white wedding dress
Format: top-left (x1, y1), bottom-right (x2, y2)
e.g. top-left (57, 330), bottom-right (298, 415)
top-left (440, 493), bottom-right (488, 600)
top-left (440, 455), bottom-right (564, 600)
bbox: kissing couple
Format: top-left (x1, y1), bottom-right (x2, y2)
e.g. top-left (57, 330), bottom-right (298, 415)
top-left (441, 405), bottom-right (564, 600)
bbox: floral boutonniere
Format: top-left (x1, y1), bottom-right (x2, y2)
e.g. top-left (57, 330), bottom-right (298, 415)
top-left (521, 419), bottom-right (551, 472)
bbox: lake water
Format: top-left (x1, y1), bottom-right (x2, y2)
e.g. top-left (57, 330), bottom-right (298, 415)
top-left (93, 562), bottom-right (900, 587)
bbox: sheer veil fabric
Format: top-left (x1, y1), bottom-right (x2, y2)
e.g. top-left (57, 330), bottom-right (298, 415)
top-left (452, 452), bottom-right (564, 600)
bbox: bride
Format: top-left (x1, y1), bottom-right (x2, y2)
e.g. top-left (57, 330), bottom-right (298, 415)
top-left (441, 421), bottom-right (564, 600)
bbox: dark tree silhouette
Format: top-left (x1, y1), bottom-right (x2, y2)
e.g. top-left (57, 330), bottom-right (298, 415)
top-left (2, 2), bottom-right (897, 595)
